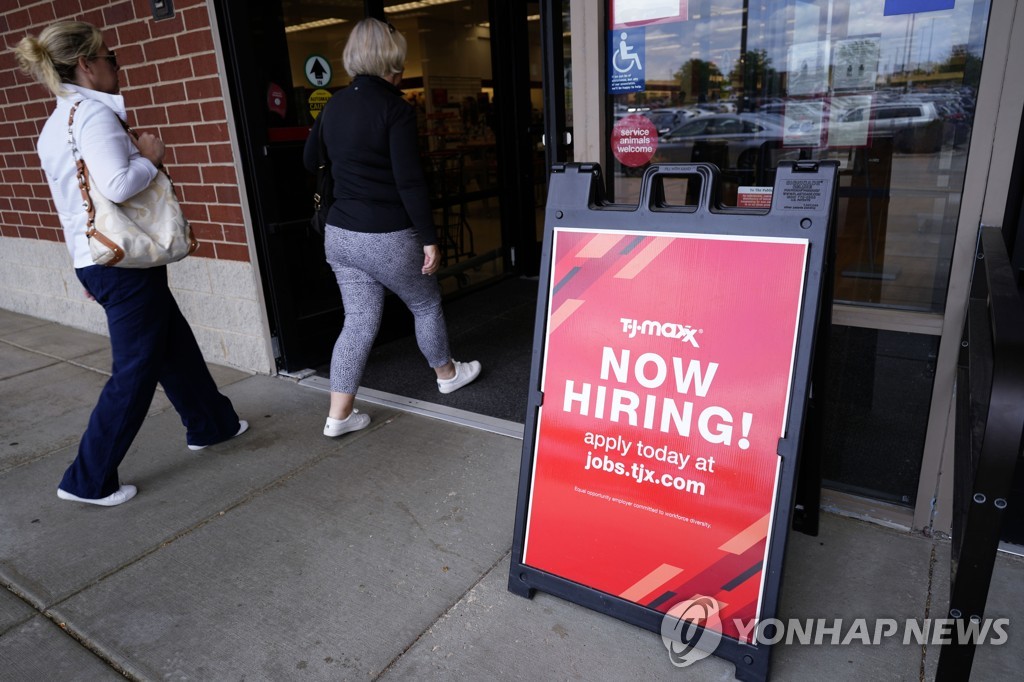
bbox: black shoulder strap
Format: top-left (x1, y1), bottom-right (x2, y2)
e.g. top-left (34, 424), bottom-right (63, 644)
top-left (317, 100), bottom-right (330, 167)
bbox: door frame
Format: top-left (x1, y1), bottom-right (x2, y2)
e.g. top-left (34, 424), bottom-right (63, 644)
top-left (924, 0), bottom-right (1024, 533)
top-left (213, 0), bottom-right (313, 370)
top-left (488, 0), bottom-right (542, 276)
top-left (214, 0), bottom-right (549, 372)
top-left (540, 0), bottom-right (570, 171)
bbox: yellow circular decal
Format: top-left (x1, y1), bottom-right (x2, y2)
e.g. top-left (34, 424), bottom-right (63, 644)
top-left (308, 89), bottom-right (331, 119)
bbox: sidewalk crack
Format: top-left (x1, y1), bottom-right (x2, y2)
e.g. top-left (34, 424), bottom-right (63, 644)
top-left (372, 548), bottom-right (513, 680)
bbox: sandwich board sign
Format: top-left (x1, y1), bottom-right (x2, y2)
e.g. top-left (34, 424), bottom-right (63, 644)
top-left (509, 161), bottom-right (838, 681)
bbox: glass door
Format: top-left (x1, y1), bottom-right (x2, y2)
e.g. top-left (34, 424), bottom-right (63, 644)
top-left (381, 1), bottom-right (506, 292)
top-left (282, 1), bottom-right (508, 296)
top-left (217, 0), bottom-right (548, 373)
top-left (603, 0), bottom-right (992, 506)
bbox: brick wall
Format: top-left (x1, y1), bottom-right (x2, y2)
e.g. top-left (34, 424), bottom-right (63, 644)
top-left (0, 0), bottom-right (273, 374)
top-left (0, 0), bottom-right (250, 262)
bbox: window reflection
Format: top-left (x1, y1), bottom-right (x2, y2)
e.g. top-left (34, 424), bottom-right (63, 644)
top-left (609, 0), bottom-right (990, 313)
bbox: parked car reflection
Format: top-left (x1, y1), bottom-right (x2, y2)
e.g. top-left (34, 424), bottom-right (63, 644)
top-left (833, 100), bottom-right (944, 153)
top-left (645, 107), bottom-right (702, 136)
top-left (651, 113), bottom-right (789, 171)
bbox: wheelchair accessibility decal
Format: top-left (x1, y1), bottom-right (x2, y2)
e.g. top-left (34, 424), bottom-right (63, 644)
top-left (609, 28), bottom-right (645, 93)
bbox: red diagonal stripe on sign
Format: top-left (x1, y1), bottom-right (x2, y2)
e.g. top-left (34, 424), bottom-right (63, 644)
top-left (614, 235), bottom-right (673, 280)
top-left (618, 563), bottom-right (684, 603)
top-left (551, 232), bottom-right (644, 306)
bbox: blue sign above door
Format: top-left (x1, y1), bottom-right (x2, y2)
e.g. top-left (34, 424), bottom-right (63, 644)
top-left (884, 0), bottom-right (955, 16)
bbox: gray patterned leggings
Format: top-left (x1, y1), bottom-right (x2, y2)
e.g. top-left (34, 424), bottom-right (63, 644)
top-left (325, 226), bottom-right (451, 394)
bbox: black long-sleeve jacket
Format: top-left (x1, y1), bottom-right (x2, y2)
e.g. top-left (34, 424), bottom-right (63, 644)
top-left (303, 75), bottom-right (435, 246)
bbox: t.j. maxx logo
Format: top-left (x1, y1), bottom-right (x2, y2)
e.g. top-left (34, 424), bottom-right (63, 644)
top-left (620, 318), bottom-right (701, 347)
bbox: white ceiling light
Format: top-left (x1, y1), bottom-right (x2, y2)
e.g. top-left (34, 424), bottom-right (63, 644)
top-left (478, 15), bottom-right (539, 29)
top-left (285, 18), bottom-right (347, 33)
top-left (386, 0), bottom-right (462, 14)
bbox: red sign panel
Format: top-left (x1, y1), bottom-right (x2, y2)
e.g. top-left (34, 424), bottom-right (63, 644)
top-left (522, 228), bottom-right (809, 641)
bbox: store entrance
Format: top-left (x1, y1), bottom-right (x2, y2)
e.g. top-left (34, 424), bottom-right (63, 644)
top-left (214, 1), bottom-right (548, 390)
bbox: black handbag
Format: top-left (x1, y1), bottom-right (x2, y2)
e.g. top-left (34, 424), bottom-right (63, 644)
top-left (311, 104), bottom-right (332, 235)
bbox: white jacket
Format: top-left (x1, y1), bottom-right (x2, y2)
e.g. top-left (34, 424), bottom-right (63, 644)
top-left (37, 85), bottom-right (158, 269)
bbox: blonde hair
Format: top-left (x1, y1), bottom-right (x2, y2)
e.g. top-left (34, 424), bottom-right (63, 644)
top-left (343, 18), bottom-right (407, 79)
top-left (12, 21), bottom-right (104, 97)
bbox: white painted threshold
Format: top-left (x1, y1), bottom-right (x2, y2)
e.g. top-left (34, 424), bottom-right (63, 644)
top-left (295, 373), bottom-right (525, 440)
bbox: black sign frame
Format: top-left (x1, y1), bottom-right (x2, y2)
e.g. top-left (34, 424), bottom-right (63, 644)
top-left (508, 161), bottom-right (840, 682)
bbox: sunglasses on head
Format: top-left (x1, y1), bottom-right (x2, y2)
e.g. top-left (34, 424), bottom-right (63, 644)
top-left (92, 51), bottom-right (118, 68)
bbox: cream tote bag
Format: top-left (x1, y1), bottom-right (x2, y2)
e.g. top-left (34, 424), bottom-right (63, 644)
top-left (68, 101), bottom-right (198, 268)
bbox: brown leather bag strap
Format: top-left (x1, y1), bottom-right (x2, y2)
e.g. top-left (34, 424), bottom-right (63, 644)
top-left (119, 117), bottom-right (138, 139)
top-left (68, 102), bottom-right (97, 232)
top-left (114, 110), bottom-right (172, 178)
top-left (87, 226), bottom-right (126, 265)
top-left (67, 101), bottom-right (192, 267)
top-left (67, 101), bottom-right (173, 220)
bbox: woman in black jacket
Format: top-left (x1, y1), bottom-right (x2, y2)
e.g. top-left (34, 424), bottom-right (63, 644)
top-left (304, 18), bottom-right (481, 438)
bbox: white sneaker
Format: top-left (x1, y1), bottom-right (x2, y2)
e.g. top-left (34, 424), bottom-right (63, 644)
top-left (57, 484), bottom-right (137, 507)
top-left (437, 360), bottom-right (482, 394)
top-left (188, 420), bottom-right (249, 451)
top-left (324, 410), bottom-right (371, 437)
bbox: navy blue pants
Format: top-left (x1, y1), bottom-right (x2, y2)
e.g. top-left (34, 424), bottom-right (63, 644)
top-left (60, 266), bottom-right (240, 499)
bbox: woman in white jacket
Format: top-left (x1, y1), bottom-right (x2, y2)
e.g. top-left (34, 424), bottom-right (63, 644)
top-left (14, 21), bottom-right (247, 507)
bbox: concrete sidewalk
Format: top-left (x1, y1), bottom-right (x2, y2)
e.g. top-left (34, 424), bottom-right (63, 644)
top-left (1, 307), bottom-right (1021, 681)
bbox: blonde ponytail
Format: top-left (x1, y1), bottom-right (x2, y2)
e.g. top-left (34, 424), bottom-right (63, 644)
top-left (12, 21), bottom-right (103, 97)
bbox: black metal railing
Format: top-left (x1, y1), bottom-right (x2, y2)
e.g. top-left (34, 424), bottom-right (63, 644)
top-left (936, 225), bottom-right (1024, 680)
